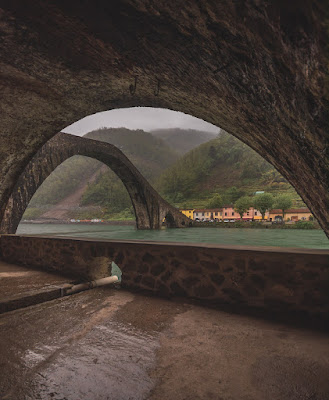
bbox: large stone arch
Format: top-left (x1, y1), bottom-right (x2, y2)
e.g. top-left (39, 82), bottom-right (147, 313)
top-left (0, 1), bottom-right (328, 236)
top-left (0, 132), bottom-right (190, 234)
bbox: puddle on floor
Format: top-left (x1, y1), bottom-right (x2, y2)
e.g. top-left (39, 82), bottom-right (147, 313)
top-left (25, 320), bottom-right (159, 400)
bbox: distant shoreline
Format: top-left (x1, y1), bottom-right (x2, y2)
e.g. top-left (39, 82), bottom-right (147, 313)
top-left (20, 219), bottom-right (320, 230)
top-left (21, 219), bottom-right (136, 226)
top-left (191, 221), bottom-right (320, 230)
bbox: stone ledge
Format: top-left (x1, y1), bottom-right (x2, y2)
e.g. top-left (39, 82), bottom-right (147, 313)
top-left (3, 234), bottom-right (329, 255)
top-left (0, 235), bottom-right (328, 325)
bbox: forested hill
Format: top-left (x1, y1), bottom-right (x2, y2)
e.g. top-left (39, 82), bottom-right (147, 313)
top-left (28, 128), bottom-right (180, 210)
top-left (26, 127), bottom-right (216, 219)
top-left (24, 128), bottom-right (299, 221)
top-left (84, 127), bottom-right (179, 179)
top-left (151, 128), bottom-right (218, 154)
top-left (156, 131), bottom-right (296, 204)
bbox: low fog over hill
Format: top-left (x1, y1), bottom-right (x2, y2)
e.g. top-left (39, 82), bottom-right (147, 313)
top-left (151, 128), bottom-right (218, 154)
top-left (24, 128), bottom-right (217, 220)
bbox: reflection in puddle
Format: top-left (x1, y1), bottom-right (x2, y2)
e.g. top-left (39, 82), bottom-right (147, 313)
top-left (27, 321), bottom-right (159, 400)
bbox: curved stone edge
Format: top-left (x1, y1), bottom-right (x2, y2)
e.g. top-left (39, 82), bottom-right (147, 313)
top-left (0, 133), bottom-right (191, 234)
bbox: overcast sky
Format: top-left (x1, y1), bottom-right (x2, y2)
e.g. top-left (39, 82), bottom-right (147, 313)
top-left (63, 107), bottom-right (220, 135)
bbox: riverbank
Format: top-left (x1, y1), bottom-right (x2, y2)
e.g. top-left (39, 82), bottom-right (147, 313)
top-left (21, 219), bottom-right (320, 230)
top-left (21, 219), bottom-right (136, 226)
top-left (191, 220), bottom-right (320, 230)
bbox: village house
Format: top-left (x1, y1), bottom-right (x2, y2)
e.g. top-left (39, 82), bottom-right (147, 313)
top-left (180, 209), bottom-right (194, 219)
top-left (268, 208), bottom-right (313, 222)
top-left (182, 206), bottom-right (313, 222)
top-left (220, 206), bottom-right (268, 221)
top-left (193, 209), bottom-right (222, 221)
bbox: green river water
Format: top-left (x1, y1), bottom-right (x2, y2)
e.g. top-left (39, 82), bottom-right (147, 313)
top-left (17, 223), bottom-right (329, 249)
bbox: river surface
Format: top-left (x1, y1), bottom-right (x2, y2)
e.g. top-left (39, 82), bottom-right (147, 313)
top-left (17, 223), bottom-right (329, 249)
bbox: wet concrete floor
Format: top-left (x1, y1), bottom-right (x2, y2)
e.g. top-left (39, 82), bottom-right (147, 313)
top-left (0, 264), bottom-right (328, 400)
top-left (0, 261), bottom-right (70, 299)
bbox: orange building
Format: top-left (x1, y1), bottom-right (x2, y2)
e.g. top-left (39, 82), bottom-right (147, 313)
top-left (221, 205), bottom-right (237, 220)
top-left (268, 208), bottom-right (313, 222)
top-left (223, 206), bottom-right (267, 221)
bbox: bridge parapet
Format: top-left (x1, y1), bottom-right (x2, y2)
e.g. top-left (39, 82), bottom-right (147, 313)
top-left (1, 235), bottom-right (328, 327)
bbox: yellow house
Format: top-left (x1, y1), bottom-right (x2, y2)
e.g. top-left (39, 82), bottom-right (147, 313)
top-left (268, 208), bottom-right (313, 222)
top-left (180, 209), bottom-right (195, 220)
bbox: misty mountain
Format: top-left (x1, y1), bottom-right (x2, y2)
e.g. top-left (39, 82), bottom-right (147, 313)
top-left (151, 128), bottom-right (218, 154)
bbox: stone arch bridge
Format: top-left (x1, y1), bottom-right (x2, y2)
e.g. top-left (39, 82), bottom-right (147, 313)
top-left (0, 132), bottom-right (191, 234)
top-left (0, 1), bottom-right (328, 236)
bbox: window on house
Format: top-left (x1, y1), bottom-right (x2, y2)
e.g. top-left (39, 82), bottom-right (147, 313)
top-left (215, 212), bottom-right (218, 216)
top-left (225, 212), bottom-right (227, 216)
top-left (232, 212), bottom-right (234, 216)
top-left (247, 212), bottom-right (249, 216)
top-left (202, 213), bottom-right (204, 216)
top-left (255, 211), bottom-right (257, 215)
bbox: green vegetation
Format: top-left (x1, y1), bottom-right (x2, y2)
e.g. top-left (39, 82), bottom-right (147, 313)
top-left (151, 128), bottom-right (218, 154)
top-left (25, 128), bottom-right (305, 223)
top-left (206, 194), bottom-right (223, 209)
top-left (29, 156), bottom-right (101, 206)
top-left (254, 193), bottom-right (274, 220)
top-left (85, 127), bottom-right (179, 180)
top-left (25, 127), bottom-right (181, 219)
top-left (234, 196), bottom-right (252, 218)
top-left (223, 187), bottom-right (245, 205)
top-left (293, 220), bottom-right (316, 229)
top-left (273, 194), bottom-right (293, 219)
top-left (22, 207), bottom-right (47, 220)
top-left (81, 170), bottom-right (132, 214)
top-left (70, 206), bottom-right (135, 221)
top-left (156, 131), bottom-right (300, 208)
top-left (191, 220), bottom-right (319, 229)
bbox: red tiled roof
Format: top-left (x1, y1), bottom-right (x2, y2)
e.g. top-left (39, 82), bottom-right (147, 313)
top-left (269, 208), bottom-right (311, 213)
top-left (194, 208), bottom-right (222, 212)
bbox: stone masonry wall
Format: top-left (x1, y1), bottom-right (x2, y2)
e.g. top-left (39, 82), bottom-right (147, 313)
top-left (1, 235), bottom-right (328, 323)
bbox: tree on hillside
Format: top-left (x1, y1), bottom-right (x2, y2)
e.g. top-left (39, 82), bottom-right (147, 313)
top-left (274, 194), bottom-right (293, 220)
top-left (254, 193), bottom-right (274, 220)
top-left (234, 196), bottom-right (251, 219)
top-left (207, 194), bottom-right (223, 209)
top-left (223, 186), bottom-right (244, 204)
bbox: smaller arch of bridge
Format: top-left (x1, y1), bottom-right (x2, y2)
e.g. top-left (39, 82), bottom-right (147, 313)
top-left (0, 133), bottom-right (190, 234)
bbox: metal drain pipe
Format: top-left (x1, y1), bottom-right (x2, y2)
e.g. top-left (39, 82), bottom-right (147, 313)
top-left (63, 275), bottom-right (119, 296)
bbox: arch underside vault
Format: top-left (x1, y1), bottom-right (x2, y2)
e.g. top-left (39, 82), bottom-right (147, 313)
top-left (0, 1), bottom-right (328, 237)
top-left (0, 133), bottom-right (190, 234)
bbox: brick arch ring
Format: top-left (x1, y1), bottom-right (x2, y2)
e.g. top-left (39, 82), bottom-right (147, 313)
top-left (0, 132), bottom-right (191, 234)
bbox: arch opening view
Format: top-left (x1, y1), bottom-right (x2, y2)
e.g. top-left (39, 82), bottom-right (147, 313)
top-left (0, 5), bottom-right (329, 400)
top-left (2, 107), bottom-right (327, 249)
